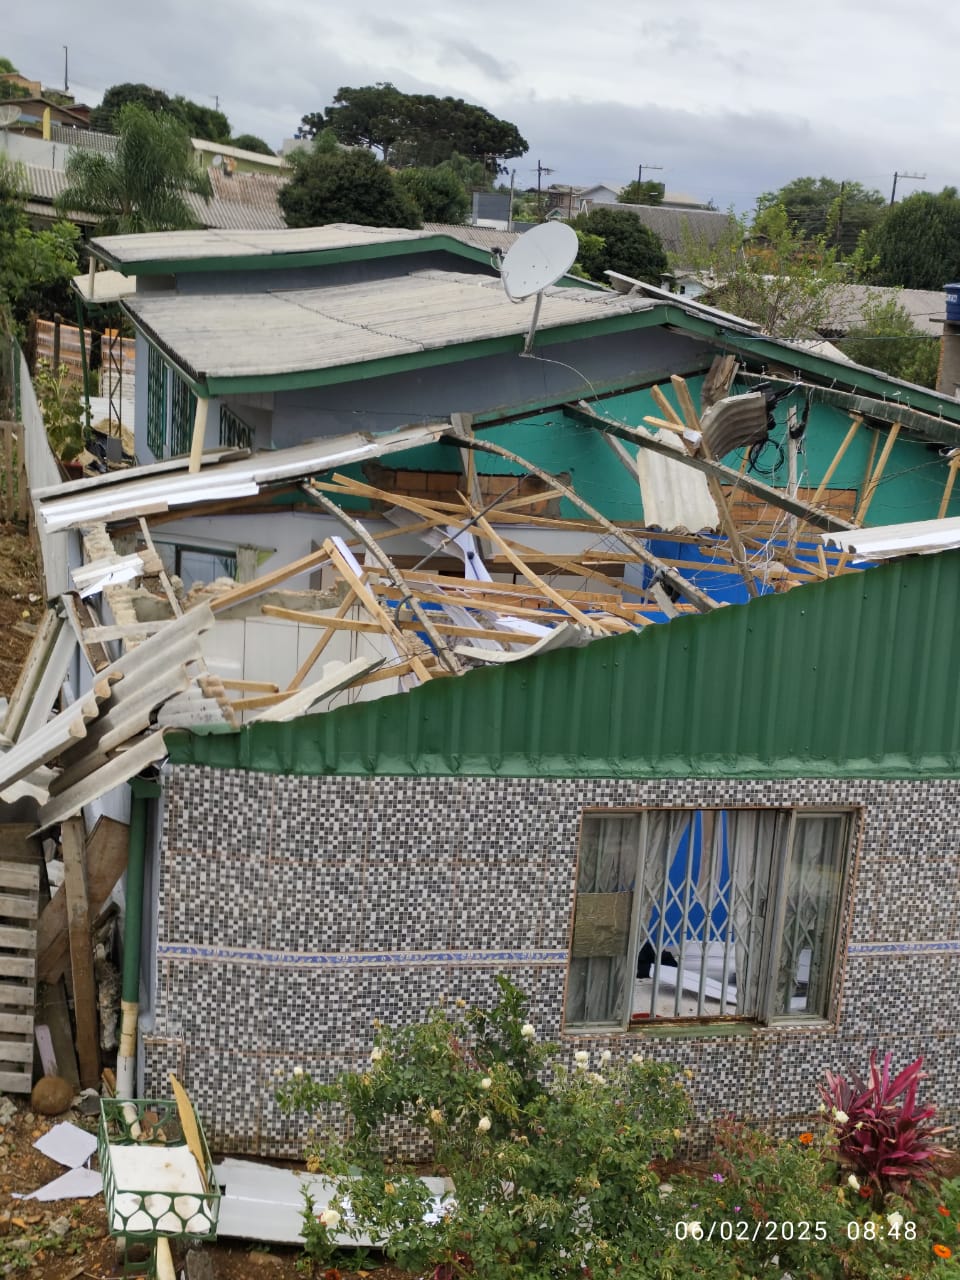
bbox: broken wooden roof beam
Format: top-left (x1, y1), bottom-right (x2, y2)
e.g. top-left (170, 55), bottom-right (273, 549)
top-left (302, 483), bottom-right (463, 675)
top-left (444, 425), bottom-right (719, 614)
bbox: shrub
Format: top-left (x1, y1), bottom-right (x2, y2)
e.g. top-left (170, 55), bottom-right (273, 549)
top-left (819, 1050), bottom-right (952, 1200)
top-left (277, 978), bottom-right (691, 1277)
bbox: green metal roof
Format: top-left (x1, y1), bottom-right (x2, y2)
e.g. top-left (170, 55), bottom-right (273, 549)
top-left (167, 547), bottom-right (960, 780)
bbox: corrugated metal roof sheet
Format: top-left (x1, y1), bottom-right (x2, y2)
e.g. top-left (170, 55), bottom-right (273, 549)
top-left (614, 205), bottom-right (737, 257)
top-left (421, 223), bottom-right (520, 252)
top-left (824, 284), bottom-right (945, 337)
top-left (37, 423), bottom-right (449, 530)
top-left (123, 272), bottom-right (651, 383)
top-left (822, 516), bottom-right (960, 561)
top-left (167, 549), bottom-right (960, 780)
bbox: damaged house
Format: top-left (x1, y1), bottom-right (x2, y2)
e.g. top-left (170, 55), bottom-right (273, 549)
top-left (2, 223), bottom-right (960, 1154)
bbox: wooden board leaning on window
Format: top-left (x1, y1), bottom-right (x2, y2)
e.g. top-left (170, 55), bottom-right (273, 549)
top-left (571, 892), bottom-right (633, 958)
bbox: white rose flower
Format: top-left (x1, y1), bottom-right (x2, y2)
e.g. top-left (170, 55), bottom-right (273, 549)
top-left (600, 1050), bottom-right (612, 1064)
top-left (631, 1053), bottom-right (644, 1065)
top-left (477, 1116), bottom-right (492, 1133)
top-left (480, 1076), bottom-right (492, 1090)
top-left (833, 1108), bottom-right (849, 1124)
top-left (293, 1066), bottom-right (304, 1077)
top-left (520, 1023), bottom-right (536, 1039)
top-left (370, 1047), bottom-right (383, 1062)
top-left (847, 1174), bottom-right (860, 1191)
top-left (319, 1208), bottom-right (341, 1229)
top-left (574, 1050), bottom-right (589, 1065)
top-left (886, 1210), bottom-right (904, 1231)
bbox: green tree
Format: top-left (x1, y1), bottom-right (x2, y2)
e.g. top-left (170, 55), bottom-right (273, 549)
top-left (230, 133), bottom-right (275, 156)
top-left (301, 83), bottom-right (528, 175)
top-left (278, 146), bottom-right (420, 230)
top-left (0, 56), bottom-right (31, 100)
top-left (300, 82), bottom-right (406, 157)
top-left (90, 82), bottom-right (231, 142)
top-left (169, 94), bottom-right (230, 143)
top-left (390, 94), bottom-right (528, 172)
top-left (396, 166), bottom-right (469, 224)
top-left (436, 151), bottom-right (494, 192)
top-left (0, 157), bottom-right (79, 332)
top-left (837, 295), bottom-right (940, 386)
top-left (757, 176), bottom-right (885, 254)
top-left (89, 82), bottom-right (173, 132)
top-left (56, 103), bottom-right (211, 234)
top-left (860, 188), bottom-right (960, 289)
top-left (618, 178), bottom-right (665, 205)
top-left (571, 206), bottom-right (667, 284)
top-left (678, 203), bottom-right (846, 338)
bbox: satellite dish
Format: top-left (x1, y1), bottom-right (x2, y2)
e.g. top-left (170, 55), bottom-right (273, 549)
top-left (0, 103), bottom-right (21, 129)
top-left (210, 153), bottom-right (224, 168)
top-left (499, 221), bottom-right (578, 300)
top-left (498, 220), bottom-right (579, 354)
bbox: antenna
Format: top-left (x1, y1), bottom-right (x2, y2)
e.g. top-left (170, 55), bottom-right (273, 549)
top-left (210, 153), bottom-right (224, 169)
top-left (498, 221), bottom-right (579, 354)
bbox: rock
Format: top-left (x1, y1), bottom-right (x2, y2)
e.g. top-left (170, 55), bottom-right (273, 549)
top-left (30, 1077), bottom-right (73, 1116)
top-left (0, 1098), bottom-right (16, 1126)
top-left (47, 1216), bottom-right (71, 1238)
top-left (185, 1250), bottom-right (216, 1279)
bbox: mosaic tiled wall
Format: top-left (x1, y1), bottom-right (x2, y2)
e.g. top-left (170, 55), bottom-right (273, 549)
top-left (143, 768), bottom-right (960, 1155)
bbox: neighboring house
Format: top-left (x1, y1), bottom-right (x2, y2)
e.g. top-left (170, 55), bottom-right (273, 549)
top-left (6, 223), bottom-right (960, 1153)
top-left (821, 284), bottom-right (946, 339)
top-left (191, 137), bottom-right (285, 176)
top-left (12, 154), bottom-right (287, 234)
top-left (3, 96), bottom-right (92, 136)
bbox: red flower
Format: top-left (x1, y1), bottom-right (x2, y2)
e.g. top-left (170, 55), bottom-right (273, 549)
top-left (937, 1205), bottom-right (951, 1217)
top-left (798, 1132), bottom-right (813, 1145)
top-left (933, 1243), bottom-right (952, 1259)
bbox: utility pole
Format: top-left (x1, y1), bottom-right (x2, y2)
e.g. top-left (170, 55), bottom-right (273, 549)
top-left (636, 162), bottom-right (663, 198)
top-left (63, 45), bottom-right (68, 93)
top-left (890, 171), bottom-right (925, 205)
top-left (536, 160), bottom-right (554, 221)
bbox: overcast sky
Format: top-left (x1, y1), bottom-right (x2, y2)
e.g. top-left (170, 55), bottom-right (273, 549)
top-left (6, 1), bottom-right (959, 211)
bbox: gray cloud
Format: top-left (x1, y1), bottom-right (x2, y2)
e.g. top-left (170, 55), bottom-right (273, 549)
top-left (440, 39), bottom-right (513, 85)
top-left (6, 0), bottom-right (960, 207)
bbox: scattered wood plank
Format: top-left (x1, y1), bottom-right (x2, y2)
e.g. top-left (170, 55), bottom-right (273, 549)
top-left (0, 851), bottom-right (39, 1094)
top-left (322, 539), bottom-right (434, 683)
top-left (37, 816), bottom-right (128, 985)
top-left (61, 818), bottom-right (99, 1089)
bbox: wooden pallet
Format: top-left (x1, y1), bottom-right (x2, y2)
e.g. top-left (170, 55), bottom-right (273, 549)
top-left (0, 858), bottom-right (39, 1093)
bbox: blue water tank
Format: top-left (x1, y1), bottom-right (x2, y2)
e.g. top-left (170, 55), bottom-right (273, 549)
top-left (945, 284), bottom-right (960, 324)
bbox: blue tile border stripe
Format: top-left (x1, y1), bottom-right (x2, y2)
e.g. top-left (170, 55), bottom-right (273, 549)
top-left (158, 942), bottom-right (569, 969)
top-left (847, 941), bottom-right (960, 957)
top-left (157, 941), bottom-right (960, 968)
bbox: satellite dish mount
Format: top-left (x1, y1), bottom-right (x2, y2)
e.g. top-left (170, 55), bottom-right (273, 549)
top-left (498, 222), bottom-right (579, 354)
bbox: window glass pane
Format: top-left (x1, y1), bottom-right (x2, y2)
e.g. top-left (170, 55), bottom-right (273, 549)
top-left (773, 814), bottom-right (848, 1018)
top-left (632, 810), bottom-right (784, 1022)
top-left (566, 815), bottom-right (638, 1026)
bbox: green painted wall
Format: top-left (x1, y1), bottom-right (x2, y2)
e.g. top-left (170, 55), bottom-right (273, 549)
top-left (334, 378), bottom-right (958, 526)
top-left (169, 547), bottom-right (960, 780)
